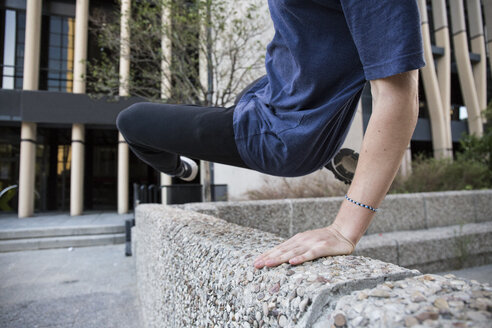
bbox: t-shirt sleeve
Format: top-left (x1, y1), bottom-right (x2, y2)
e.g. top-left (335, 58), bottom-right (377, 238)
top-left (339, 0), bottom-right (426, 80)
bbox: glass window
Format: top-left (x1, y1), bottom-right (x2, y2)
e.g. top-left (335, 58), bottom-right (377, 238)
top-left (62, 19), bottom-right (69, 34)
top-left (2, 9), bottom-right (26, 89)
top-left (17, 29), bottom-right (25, 44)
top-left (49, 33), bottom-right (61, 47)
top-left (14, 77), bottom-right (23, 89)
top-left (16, 47), bottom-right (24, 58)
top-left (62, 33), bottom-right (69, 48)
top-left (49, 47), bottom-right (60, 60)
top-left (40, 15), bottom-right (74, 92)
top-left (49, 59), bottom-right (60, 70)
top-left (2, 10), bottom-right (17, 89)
top-left (50, 16), bottom-right (61, 33)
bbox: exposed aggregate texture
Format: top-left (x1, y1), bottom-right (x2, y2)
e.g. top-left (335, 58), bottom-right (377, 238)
top-left (135, 204), bottom-right (492, 328)
top-left (319, 273), bottom-right (492, 327)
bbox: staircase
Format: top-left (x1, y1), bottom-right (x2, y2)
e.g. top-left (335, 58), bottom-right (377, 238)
top-left (0, 224), bottom-right (125, 252)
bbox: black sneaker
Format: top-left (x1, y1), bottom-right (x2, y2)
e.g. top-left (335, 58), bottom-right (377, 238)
top-left (177, 156), bottom-right (198, 182)
top-left (325, 148), bottom-right (359, 185)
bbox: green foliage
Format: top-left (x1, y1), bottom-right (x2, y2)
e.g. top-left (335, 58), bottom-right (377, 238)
top-left (456, 104), bottom-right (492, 172)
top-left (389, 154), bottom-right (492, 194)
top-left (389, 105), bottom-right (492, 194)
top-left (86, 0), bottom-right (268, 105)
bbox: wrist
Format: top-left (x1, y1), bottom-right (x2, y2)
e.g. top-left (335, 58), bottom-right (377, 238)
top-left (332, 197), bottom-right (377, 245)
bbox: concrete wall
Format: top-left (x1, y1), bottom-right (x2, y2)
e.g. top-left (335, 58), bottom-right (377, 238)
top-left (182, 189), bottom-right (492, 236)
top-left (176, 189), bottom-right (492, 273)
top-left (134, 197), bottom-right (492, 327)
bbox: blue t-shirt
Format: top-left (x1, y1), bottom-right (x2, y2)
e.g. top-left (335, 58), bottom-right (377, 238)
top-left (233, 0), bottom-right (426, 177)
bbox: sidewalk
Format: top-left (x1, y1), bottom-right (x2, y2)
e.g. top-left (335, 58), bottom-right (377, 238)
top-left (0, 211), bottom-right (133, 230)
top-left (436, 264), bottom-right (492, 286)
top-left (0, 244), bottom-right (140, 328)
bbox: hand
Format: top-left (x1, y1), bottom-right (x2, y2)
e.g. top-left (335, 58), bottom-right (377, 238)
top-left (253, 223), bottom-right (356, 269)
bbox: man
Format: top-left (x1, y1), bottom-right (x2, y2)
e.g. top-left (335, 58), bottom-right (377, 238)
top-left (116, 0), bottom-right (425, 269)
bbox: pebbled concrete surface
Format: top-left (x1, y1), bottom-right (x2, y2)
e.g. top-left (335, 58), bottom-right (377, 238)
top-left (135, 204), bottom-right (423, 327)
top-left (436, 264), bottom-right (492, 286)
top-left (0, 244), bottom-right (141, 328)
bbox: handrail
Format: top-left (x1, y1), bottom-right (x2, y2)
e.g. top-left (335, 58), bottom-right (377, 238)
top-left (0, 184), bottom-right (18, 199)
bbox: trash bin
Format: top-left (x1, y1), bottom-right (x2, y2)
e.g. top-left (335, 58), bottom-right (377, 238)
top-left (163, 184), bottom-right (203, 204)
top-left (212, 184), bottom-right (228, 202)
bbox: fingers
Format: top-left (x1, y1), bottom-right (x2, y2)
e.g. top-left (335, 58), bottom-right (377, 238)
top-left (254, 243), bottom-right (304, 269)
top-left (289, 246), bottom-right (323, 265)
top-left (254, 235), bottom-right (300, 263)
top-left (260, 247), bottom-right (304, 268)
top-left (253, 227), bottom-right (357, 269)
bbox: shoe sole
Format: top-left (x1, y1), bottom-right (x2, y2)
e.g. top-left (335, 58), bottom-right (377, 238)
top-left (325, 148), bottom-right (359, 185)
top-left (179, 156), bottom-right (199, 182)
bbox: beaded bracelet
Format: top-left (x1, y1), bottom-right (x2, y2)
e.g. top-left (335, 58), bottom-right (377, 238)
top-left (345, 194), bottom-right (378, 212)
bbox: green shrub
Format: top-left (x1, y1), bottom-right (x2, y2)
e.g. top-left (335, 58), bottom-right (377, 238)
top-left (390, 105), bottom-right (492, 194)
top-left (389, 154), bottom-right (492, 194)
top-left (458, 132), bottom-right (492, 171)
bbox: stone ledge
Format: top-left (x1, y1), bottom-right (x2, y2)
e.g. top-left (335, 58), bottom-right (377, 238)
top-left (134, 204), bottom-right (492, 328)
top-left (354, 222), bottom-right (492, 272)
top-left (182, 190), bottom-right (492, 238)
top-left (316, 273), bottom-right (492, 327)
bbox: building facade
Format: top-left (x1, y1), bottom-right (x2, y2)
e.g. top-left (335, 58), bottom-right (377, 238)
top-left (0, 0), bottom-right (490, 217)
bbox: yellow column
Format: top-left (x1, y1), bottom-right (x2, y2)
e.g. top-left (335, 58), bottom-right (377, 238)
top-left (432, 0), bottom-right (453, 156)
top-left (118, 0), bottom-right (131, 214)
top-left (417, 0), bottom-right (450, 159)
top-left (70, 0), bottom-right (89, 216)
top-left (466, 0), bottom-right (487, 115)
top-left (398, 143), bottom-right (413, 178)
top-left (449, 0), bottom-right (483, 136)
top-left (160, 1), bottom-right (172, 204)
top-left (18, 0), bottom-right (42, 218)
top-left (484, 0), bottom-right (492, 79)
top-left (70, 124), bottom-right (85, 215)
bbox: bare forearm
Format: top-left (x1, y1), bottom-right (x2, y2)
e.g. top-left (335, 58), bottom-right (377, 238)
top-left (333, 71), bottom-right (419, 245)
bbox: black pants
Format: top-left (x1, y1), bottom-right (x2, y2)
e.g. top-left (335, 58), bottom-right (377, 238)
top-left (115, 80), bottom-right (269, 176)
top-left (116, 102), bottom-right (252, 175)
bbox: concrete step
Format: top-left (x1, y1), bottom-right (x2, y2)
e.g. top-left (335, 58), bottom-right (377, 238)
top-left (182, 190), bottom-right (492, 239)
top-left (354, 221), bottom-right (492, 273)
top-left (0, 224), bottom-right (125, 240)
top-left (0, 233), bottom-right (126, 252)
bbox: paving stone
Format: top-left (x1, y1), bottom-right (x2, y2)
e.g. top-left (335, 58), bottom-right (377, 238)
top-left (474, 190), bottom-right (492, 223)
top-left (423, 191), bottom-right (476, 228)
top-left (215, 200), bottom-right (292, 238)
top-left (290, 197), bottom-right (341, 236)
top-left (353, 233), bottom-right (399, 265)
top-left (366, 193), bottom-right (426, 234)
top-left (396, 222), bottom-right (492, 268)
